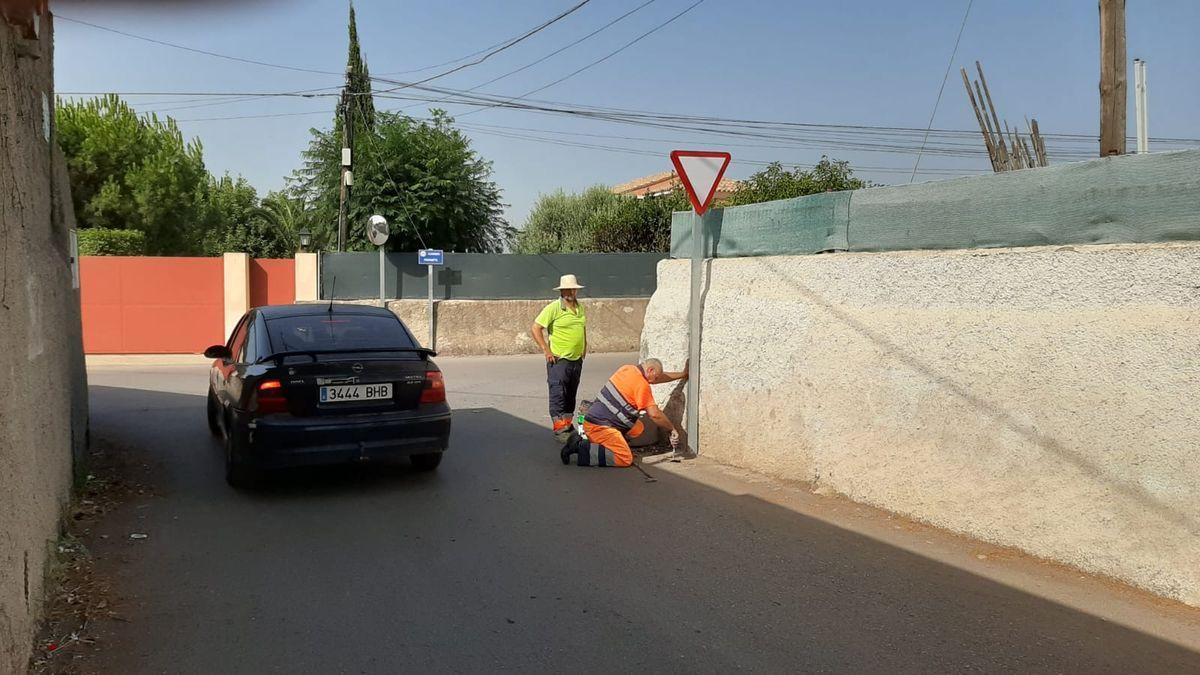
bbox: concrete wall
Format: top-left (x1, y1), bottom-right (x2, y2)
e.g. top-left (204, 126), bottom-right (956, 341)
top-left (223, 252), bottom-right (250, 339)
top-left (295, 252), bottom-right (318, 302)
top-left (641, 244), bottom-right (1200, 607)
top-left (321, 298), bottom-right (649, 356)
top-left (1, 13), bottom-right (89, 671)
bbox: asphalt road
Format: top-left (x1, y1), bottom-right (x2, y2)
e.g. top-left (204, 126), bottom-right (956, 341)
top-left (82, 353), bottom-right (1200, 674)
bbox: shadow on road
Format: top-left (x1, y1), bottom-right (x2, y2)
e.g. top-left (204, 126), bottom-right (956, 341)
top-left (78, 383), bottom-right (1200, 673)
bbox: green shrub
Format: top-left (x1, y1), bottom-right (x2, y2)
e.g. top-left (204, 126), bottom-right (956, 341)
top-left (77, 228), bottom-right (146, 256)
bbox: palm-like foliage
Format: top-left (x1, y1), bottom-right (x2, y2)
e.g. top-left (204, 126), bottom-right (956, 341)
top-left (252, 192), bottom-right (331, 253)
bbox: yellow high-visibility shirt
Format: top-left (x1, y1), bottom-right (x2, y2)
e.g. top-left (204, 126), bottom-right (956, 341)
top-left (534, 299), bottom-right (586, 360)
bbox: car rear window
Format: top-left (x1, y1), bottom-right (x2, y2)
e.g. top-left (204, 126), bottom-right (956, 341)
top-left (266, 314), bottom-right (418, 354)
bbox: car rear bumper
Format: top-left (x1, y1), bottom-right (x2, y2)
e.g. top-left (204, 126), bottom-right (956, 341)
top-left (234, 407), bottom-right (451, 469)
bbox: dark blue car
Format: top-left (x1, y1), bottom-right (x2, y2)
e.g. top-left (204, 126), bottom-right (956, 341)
top-left (205, 304), bottom-right (451, 488)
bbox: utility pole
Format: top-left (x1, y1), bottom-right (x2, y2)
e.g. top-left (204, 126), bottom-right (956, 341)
top-left (1099, 0), bottom-right (1126, 157)
top-left (337, 88), bottom-right (353, 251)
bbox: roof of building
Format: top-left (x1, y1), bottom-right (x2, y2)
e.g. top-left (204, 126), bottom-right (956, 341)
top-left (611, 170), bottom-right (741, 196)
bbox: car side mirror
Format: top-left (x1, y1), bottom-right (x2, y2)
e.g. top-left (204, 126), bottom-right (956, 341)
top-left (204, 345), bottom-right (232, 360)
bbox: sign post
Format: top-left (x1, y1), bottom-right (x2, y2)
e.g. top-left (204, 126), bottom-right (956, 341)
top-left (669, 150), bottom-right (732, 457)
top-left (366, 215), bottom-right (390, 307)
top-left (418, 249), bottom-right (444, 350)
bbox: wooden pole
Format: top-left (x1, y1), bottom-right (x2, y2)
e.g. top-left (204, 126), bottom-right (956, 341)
top-left (337, 93), bottom-right (350, 251)
top-left (962, 68), bottom-right (1000, 171)
top-left (976, 81), bottom-right (1009, 170)
top-left (976, 62), bottom-right (1012, 170)
top-left (1030, 119), bottom-right (1048, 167)
top-left (1099, 0), bottom-right (1127, 156)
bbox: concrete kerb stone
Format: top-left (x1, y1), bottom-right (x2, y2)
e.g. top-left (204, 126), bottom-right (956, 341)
top-left (86, 355), bottom-right (213, 368)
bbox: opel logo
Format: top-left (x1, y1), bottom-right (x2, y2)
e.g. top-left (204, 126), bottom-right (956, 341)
top-left (352, 363), bottom-right (364, 374)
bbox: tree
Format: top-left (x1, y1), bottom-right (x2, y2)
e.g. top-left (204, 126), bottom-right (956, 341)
top-left (253, 191), bottom-right (329, 253)
top-left (291, 5), bottom-right (508, 252)
top-left (199, 176), bottom-right (294, 258)
top-left (57, 95), bottom-right (210, 254)
top-left (516, 186), bottom-right (620, 254)
top-left (515, 186), bottom-right (688, 254)
top-left (589, 189), bottom-right (687, 253)
top-left (721, 157), bottom-right (870, 207)
top-left (344, 2), bottom-right (375, 132)
top-left (76, 228), bottom-right (146, 256)
top-left (294, 110), bottom-right (510, 252)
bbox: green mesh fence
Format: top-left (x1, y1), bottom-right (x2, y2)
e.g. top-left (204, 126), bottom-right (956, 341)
top-left (671, 150), bottom-right (1200, 258)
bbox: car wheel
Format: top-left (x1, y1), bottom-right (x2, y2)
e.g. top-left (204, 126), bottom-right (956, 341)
top-left (206, 390), bottom-right (221, 437)
top-left (410, 452), bottom-right (443, 471)
top-left (223, 421), bottom-right (258, 489)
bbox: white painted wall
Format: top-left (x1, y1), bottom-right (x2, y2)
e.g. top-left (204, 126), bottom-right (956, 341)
top-left (642, 243), bottom-right (1200, 606)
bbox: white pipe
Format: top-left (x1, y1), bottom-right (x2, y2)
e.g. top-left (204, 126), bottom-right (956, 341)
top-left (1140, 60), bottom-right (1149, 153)
top-left (1134, 59), bottom-right (1149, 154)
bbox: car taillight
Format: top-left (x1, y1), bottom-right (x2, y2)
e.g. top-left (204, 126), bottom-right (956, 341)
top-left (420, 371), bottom-right (445, 404)
top-left (255, 379), bottom-right (288, 415)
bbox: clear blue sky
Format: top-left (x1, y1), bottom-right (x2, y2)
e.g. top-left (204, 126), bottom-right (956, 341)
top-left (54, 0), bottom-right (1200, 229)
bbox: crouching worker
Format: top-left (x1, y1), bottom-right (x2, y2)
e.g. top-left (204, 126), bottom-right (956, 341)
top-left (561, 358), bottom-right (687, 467)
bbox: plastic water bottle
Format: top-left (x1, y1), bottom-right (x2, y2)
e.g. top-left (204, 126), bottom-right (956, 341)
top-left (574, 412), bottom-right (587, 440)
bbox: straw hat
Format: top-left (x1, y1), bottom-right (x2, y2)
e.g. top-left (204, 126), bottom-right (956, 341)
top-left (554, 274), bottom-right (585, 290)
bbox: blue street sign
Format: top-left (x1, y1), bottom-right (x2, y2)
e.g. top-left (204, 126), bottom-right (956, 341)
top-left (418, 249), bottom-right (444, 266)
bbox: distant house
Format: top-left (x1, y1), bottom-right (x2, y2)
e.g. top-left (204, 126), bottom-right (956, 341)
top-left (611, 171), bottom-right (741, 200)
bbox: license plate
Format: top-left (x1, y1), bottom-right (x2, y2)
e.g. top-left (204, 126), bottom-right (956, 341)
top-left (320, 383), bottom-right (392, 403)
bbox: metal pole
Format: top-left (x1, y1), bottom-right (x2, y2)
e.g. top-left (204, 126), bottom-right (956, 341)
top-left (1135, 59), bottom-right (1149, 153)
top-left (1134, 59), bottom-right (1143, 153)
top-left (686, 210), bottom-right (703, 455)
top-left (427, 264), bottom-right (435, 350)
top-left (378, 246), bottom-right (385, 307)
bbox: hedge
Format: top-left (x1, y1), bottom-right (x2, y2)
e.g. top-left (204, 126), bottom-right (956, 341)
top-left (77, 228), bottom-right (146, 256)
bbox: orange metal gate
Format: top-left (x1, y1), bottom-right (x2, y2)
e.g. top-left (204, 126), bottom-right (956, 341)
top-left (81, 257), bottom-right (225, 354)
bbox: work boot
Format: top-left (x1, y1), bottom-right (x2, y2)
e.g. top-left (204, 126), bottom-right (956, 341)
top-left (552, 416), bottom-right (572, 444)
top-left (560, 430), bottom-right (581, 465)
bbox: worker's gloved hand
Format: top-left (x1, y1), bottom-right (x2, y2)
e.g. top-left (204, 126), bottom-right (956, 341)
top-left (669, 430), bottom-right (680, 449)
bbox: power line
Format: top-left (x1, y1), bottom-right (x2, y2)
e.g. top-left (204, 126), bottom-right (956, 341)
top-left (56, 14), bottom-right (342, 77)
top-left (54, 9), bottom-right (1200, 155)
top-left (57, 90), bottom-right (340, 98)
top-left (57, 7), bottom-right (590, 83)
top-left (394, 0), bottom-right (662, 114)
top-left (521, 0), bottom-right (705, 99)
top-left (59, 86), bottom-right (1200, 152)
top-left (57, 5), bottom-right (594, 114)
top-left (377, 21), bottom-right (581, 77)
top-left (450, 124), bottom-right (986, 176)
top-left (376, 0), bottom-right (594, 94)
top-left (455, 0), bottom-right (707, 119)
top-left (910, 0), bottom-right (974, 183)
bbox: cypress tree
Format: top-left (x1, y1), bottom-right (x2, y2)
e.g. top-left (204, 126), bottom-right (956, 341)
top-left (344, 2), bottom-right (375, 131)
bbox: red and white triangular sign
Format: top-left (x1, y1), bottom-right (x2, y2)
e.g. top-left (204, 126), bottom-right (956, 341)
top-left (670, 150), bottom-right (732, 215)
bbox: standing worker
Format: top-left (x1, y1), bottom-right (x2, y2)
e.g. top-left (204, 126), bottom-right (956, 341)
top-left (532, 274), bottom-right (587, 442)
top-left (561, 358), bottom-right (688, 468)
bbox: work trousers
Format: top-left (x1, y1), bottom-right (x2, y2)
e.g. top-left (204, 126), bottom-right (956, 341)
top-left (546, 357), bottom-right (583, 424)
top-left (572, 422), bottom-right (634, 467)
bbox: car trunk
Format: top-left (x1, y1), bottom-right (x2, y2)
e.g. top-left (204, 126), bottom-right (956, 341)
top-left (277, 353), bottom-right (430, 417)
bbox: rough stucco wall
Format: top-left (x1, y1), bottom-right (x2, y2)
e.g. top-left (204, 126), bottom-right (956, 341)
top-left (642, 244), bottom-right (1200, 607)
top-left (321, 298), bottom-right (648, 356)
top-left (0, 15), bottom-right (88, 671)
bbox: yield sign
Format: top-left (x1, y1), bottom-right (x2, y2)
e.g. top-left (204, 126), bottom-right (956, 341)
top-left (670, 150), bottom-right (732, 215)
